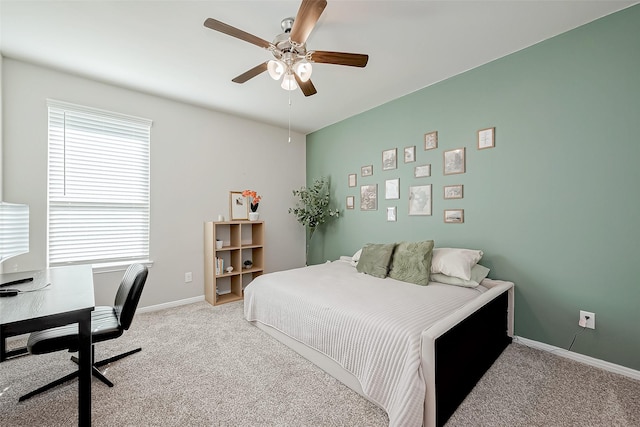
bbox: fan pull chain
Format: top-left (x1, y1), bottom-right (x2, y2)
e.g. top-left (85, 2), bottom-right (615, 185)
top-left (288, 91), bottom-right (292, 143)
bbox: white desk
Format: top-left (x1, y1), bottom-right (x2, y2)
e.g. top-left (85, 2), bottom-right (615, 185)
top-left (0, 265), bottom-right (95, 426)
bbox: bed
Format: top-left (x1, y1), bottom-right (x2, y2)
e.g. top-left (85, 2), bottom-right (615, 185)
top-left (244, 246), bottom-right (514, 427)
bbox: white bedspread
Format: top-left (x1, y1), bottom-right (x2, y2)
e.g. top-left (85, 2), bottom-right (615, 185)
top-left (244, 260), bottom-right (488, 427)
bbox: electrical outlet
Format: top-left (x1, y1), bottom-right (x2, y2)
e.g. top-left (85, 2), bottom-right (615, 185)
top-left (579, 310), bottom-right (595, 329)
top-left (184, 272), bottom-right (193, 283)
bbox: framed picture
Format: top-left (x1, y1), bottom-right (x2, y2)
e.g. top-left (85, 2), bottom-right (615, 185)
top-left (385, 178), bottom-right (400, 200)
top-left (444, 184), bottom-right (463, 199)
top-left (443, 147), bottom-right (466, 175)
top-left (382, 148), bottom-right (397, 171)
top-left (408, 184), bottom-right (432, 216)
top-left (348, 173), bottom-right (357, 187)
top-left (424, 131), bottom-right (438, 150)
top-left (360, 184), bottom-right (378, 211)
top-left (346, 195), bottom-right (355, 210)
top-left (404, 146), bottom-right (416, 163)
top-left (387, 206), bottom-right (397, 222)
top-left (478, 127), bottom-right (495, 149)
top-left (444, 209), bottom-right (464, 223)
top-left (414, 164), bottom-right (431, 178)
top-left (361, 165), bottom-right (373, 177)
top-left (229, 191), bottom-right (248, 220)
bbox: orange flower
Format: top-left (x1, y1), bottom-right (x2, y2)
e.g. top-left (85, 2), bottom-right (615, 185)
top-left (242, 190), bottom-right (261, 209)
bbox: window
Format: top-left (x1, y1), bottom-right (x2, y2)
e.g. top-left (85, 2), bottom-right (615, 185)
top-left (47, 100), bottom-right (152, 266)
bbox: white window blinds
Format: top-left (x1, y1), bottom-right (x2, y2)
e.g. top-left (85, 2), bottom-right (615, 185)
top-left (47, 100), bottom-right (152, 266)
top-left (0, 202), bottom-right (29, 263)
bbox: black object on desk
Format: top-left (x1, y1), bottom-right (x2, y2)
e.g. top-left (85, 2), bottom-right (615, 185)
top-left (0, 266), bottom-right (95, 426)
top-left (0, 277), bottom-right (33, 287)
top-left (0, 289), bottom-right (19, 297)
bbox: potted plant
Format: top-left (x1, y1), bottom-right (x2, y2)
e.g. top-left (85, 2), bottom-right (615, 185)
top-left (288, 176), bottom-right (339, 264)
top-left (242, 189), bottom-right (262, 220)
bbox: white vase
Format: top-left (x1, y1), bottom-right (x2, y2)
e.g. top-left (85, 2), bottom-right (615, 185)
top-left (249, 212), bottom-right (260, 221)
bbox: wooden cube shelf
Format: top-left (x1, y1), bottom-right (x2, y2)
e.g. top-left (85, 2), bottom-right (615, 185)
top-left (204, 220), bottom-right (264, 306)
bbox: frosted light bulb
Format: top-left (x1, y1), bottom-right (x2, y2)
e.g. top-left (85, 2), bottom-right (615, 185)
top-left (267, 60), bottom-right (285, 80)
top-left (293, 60), bottom-right (313, 82)
top-left (281, 74), bottom-right (298, 91)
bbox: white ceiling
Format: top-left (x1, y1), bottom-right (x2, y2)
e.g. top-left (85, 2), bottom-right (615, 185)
top-left (1, 1), bottom-right (636, 134)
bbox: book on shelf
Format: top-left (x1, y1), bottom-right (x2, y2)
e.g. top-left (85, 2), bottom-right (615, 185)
top-left (215, 257), bottom-right (224, 276)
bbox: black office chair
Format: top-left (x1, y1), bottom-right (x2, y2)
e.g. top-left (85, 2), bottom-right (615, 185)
top-left (19, 263), bottom-right (148, 402)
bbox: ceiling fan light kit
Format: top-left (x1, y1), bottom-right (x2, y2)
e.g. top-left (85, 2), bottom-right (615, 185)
top-left (204, 0), bottom-right (368, 97)
top-left (267, 57), bottom-right (312, 88)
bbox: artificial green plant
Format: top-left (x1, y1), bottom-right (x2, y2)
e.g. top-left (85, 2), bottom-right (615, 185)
top-left (289, 176), bottom-right (339, 264)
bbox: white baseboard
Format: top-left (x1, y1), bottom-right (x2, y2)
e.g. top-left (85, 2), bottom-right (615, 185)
top-left (513, 336), bottom-right (640, 381)
top-left (136, 295), bottom-right (205, 314)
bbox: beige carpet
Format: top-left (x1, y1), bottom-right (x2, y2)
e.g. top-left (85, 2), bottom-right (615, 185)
top-left (448, 341), bottom-right (640, 426)
top-left (1, 301), bottom-right (638, 426)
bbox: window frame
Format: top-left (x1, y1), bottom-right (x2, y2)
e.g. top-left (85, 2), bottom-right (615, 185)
top-left (47, 99), bottom-right (152, 268)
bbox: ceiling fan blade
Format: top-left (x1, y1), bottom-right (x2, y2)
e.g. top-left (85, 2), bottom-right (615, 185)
top-left (289, 0), bottom-right (327, 45)
top-left (309, 51), bottom-right (369, 68)
top-left (232, 62), bottom-right (269, 83)
top-left (294, 74), bottom-right (317, 97)
top-left (204, 18), bottom-right (272, 50)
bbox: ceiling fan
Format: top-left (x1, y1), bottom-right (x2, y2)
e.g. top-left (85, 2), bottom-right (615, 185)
top-left (203, 0), bottom-right (369, 97)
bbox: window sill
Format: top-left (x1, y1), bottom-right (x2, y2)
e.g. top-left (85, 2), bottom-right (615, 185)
top-left (92, 260), bottom-right (154, 274)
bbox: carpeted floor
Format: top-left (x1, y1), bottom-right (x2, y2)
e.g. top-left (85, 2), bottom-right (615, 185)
top-left (1, 301), bottom-right (638, 426)
top-left (447, 340), bottom-right (640, 426)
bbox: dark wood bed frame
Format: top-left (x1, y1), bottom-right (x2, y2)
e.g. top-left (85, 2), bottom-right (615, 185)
top-left (434, 291), bottom-right (512, 426)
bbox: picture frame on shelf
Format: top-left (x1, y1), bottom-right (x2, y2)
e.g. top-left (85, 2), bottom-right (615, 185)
top-left (404, 146), bottom-right (416, 163)
top-left (382, 148), bottom-right (397, 171)
top-left (346, 196), bottom-right (355, 210)
top-left (478, 127), bottom-right (495, 149)
top-left (361, 165), bottom-right (373, 177)
top-left (444, 209), bottom-right (464, 223)
top-left (414, 164), bottom-right (431, 178)
top-left (385, 178), bottom-right (400, 200)
top-left (424, 131), bottom-right (438, 150)
top-left (360, 184), bottom-right (378, 211)
top-left (444, 184), bottom-right (464, 199)
top-left (348, 173), bottom-right (357, 187)
top-left (229, 191), bottom-right (248, 220)
top-left (408, 184), bottom-right (432, 216)
top-left (387, 206), bottom-right (397, 222)
top-left (443, 147), bottom-right (466, 175)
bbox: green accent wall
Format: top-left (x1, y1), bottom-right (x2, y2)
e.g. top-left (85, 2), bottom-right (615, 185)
top-left (306, 5), bottom-right (640, 370)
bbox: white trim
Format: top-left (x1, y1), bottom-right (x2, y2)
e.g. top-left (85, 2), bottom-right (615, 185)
top-left (513, 336), bottom-right (640, 381)
top-left (92, 260), bottom-right (154, 274)
top-left (136, 295), bottom-right (205, 314)
top-left (46, 98), bottom-right (153, 127)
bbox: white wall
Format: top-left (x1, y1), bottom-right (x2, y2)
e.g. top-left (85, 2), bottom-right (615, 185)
top-left (2, 58), bottom-right (306, 307)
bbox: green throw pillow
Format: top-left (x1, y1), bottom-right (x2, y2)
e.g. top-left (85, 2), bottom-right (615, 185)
top-left (389, 240), bottom-right (434, 286)
top-left (356, 243), bottom-right (396, 278)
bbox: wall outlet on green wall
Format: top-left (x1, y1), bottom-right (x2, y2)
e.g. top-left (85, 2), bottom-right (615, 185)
top-left (579, 311), bottom-right (596, 329)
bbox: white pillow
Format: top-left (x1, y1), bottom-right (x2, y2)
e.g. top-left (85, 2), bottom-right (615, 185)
top-left (430, 248), bottom-right (483, 281)
top-left (350, 248), bottom-right (363, 267)
top-left (431, 264), bottom-right (490, 288)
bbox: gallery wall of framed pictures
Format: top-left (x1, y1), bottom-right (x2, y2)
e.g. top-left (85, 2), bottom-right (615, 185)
top-left (342, 127), bottom-right (495, 223)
